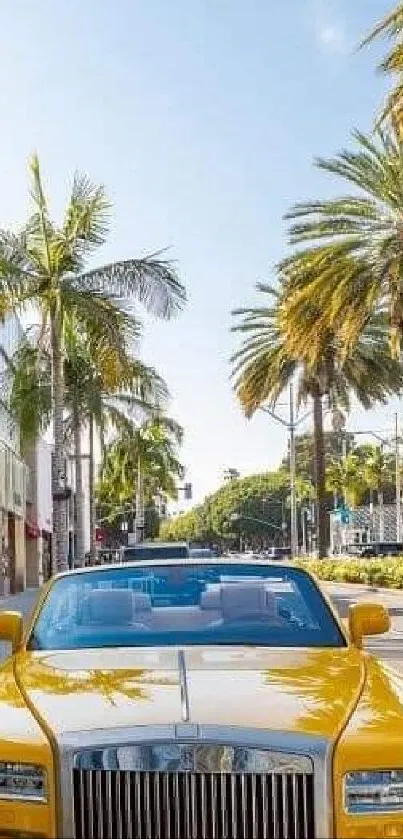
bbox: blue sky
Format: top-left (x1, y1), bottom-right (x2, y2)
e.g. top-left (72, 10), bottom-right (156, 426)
top-left (0, 0), bottom-right (398, 503)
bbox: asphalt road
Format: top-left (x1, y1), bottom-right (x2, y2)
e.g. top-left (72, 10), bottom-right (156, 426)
top-left (1, 583), bottom-right (403, 671)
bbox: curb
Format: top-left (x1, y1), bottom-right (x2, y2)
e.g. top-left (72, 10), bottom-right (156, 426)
top-left (324, 581), bottom-right (403, 597)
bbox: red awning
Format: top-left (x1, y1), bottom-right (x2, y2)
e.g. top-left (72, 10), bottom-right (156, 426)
top-left (26, 520), bottom-right (41, 539)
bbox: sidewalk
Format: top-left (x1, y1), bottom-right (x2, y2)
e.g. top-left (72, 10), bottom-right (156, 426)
top-left (0, 588), bottom-right (40, 663)
top-left (324, 581), bottom-right (403, 598)
top-left (0, 588), bottom-right (40, 616)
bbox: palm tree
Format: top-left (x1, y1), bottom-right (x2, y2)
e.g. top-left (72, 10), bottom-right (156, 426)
top-left (62, 321), bottom-right (169, 563)
top-left (282, 127), bottom-right (403, 359)
top-left (10, 321), bottom-right (171, 566)
top-left (326, 454), bottom-right (364, 509)
top-left (97, 415), bottom-right (184, 539)
top-left (231, 285), bottom-right (403, 558)
top-left (0, 156), bottom-right (185, 570)
top-left (363, 446), bottom-right (389, 541)
top-left (361, 3), bottom-right (403, 125)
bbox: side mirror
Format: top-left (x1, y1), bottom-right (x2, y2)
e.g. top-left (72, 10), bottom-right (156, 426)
top-left (348, 602), bottom-right (390, 648)
top-left (0, 611), bottom-right (23, 653)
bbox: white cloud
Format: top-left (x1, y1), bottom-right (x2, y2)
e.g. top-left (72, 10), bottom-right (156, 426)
top-left (307, 0), bottom-right (348, 55)
top-left (317, 23), bottom-right (347, 53)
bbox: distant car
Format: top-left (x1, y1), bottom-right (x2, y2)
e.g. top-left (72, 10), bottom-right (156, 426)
top-left (120, 541), bottom-right (190, 561)
top-left (189, 548), bottom-right (217, 558)
top-left (357, 542), bottom-right (403, 558)
top-left (266, 546), bottom-right (292, 560)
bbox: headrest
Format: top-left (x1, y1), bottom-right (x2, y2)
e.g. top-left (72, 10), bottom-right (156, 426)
top-left (85, 589), bottom-right (134, 625)
top-left (201, 585), bottom-right (221, 610)
top-left (132, 592), bottom-right (152, 613)
top-left (220, 583), bottom-right (278, 621)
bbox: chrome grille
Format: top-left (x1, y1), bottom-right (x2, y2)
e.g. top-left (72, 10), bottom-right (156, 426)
top-left (73, 767), bottom-right (315, 838)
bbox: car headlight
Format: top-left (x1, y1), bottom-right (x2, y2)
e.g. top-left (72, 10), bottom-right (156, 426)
top-left (345, 771), bottom-right (403, 813)
top-left (0, 761), bottom-right (47, 801)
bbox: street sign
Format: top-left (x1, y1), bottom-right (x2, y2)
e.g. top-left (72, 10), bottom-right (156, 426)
top-left (334, 506), bottom-right (351, 524)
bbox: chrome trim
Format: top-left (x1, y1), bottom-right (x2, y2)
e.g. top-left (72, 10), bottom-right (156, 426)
top-left (58, 723), bottom-right (333, 838)
top-left (178, 649), bottom-right (190, 722)
top-left (73, 742), bottom-right (313, 773)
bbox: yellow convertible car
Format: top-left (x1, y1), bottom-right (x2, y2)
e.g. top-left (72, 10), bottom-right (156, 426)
top-left (0, 557), bottom-right (399, 838)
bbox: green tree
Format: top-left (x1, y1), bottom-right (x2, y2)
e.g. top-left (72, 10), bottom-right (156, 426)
top-left (231, 285), bottom-right (403, 557)
top-left (161, 472), bottom-right (290, 549)
top-left (10, 319), bottom-right (170, 565)
top-left (96, 416), bottom-right (184, 536)
top-left (282, 127), bottom-right (403, 361)
top-left (159, 508), bottom-right (206, 544)
top-left (1, 157), bottom-right (185, 570)
top-left (281, 431), bottom-right (355, 483)
top-left (326, 454), bottom-right (365, 509)
top-left (362, 445), bottom-right (392, 540)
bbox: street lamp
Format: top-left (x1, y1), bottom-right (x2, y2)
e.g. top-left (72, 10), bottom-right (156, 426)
top-left (259, 383), bottom-right (311, 558)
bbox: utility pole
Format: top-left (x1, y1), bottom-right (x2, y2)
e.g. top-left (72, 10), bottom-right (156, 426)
top-left (396, 413), bottom-right (401, 542)
top-left (259, 382), bottom-right (308, 558)
top-left (289, 383), bottom-right (298, 559)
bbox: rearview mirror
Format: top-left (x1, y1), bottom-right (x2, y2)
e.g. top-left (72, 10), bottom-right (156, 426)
top-left (0, 611), bottom-right (23, 653)
top-left (348, 602), bottom-right (390, 648)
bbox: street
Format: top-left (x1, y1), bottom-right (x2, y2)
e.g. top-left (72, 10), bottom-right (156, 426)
top-left (1, 583), bottom-right (403, 672)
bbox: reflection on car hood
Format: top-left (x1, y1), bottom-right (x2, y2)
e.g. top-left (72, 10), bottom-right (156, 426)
top-left (15, 645), bottom-right (364, 741)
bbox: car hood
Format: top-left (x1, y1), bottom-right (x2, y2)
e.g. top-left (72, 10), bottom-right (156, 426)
top-left (15, 645), bottom-right (364, 741)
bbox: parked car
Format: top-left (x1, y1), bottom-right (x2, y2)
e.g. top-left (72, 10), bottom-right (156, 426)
top-left (0, 555), bottom-right (396, 838)
top-left (357, 541), bottom-right (403, 557)
top-left (189, 547), bottom-right (217, 558)
top-left (120, 541), bottom-right (190, 561)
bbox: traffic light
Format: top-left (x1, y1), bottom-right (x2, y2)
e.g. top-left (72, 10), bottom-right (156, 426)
top-left (184, 483), bottom-right (192, 500)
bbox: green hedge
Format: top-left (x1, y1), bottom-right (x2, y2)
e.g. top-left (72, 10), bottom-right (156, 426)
top-left (295, 557), bottom-right (403, 589)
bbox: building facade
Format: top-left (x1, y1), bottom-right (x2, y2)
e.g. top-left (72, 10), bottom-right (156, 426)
top-left (25, 438), bottom-right (52, 585)
top-left (330, 504), bottom-right (401, 553)
top-left (0, 313), bottom-right (28, 593)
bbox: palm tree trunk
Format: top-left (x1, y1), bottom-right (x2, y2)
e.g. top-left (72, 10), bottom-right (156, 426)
top-left (73, 404), bottom-right (85, 567)
top-left (50, 314), bottom-right (68, 572)
top-left (312, 388), bottom-right (327, 559)
top-left (89, 414), bottom-right (97, 563)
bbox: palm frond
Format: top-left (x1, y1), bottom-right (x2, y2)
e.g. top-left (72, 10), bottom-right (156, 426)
top-left (27, 154), bottom-right (55, 273)
top-left (61, 281), bottom-right (142, 356)
top-left (9, 340), bottom-right (52, 448)
top-left (361, 7), bottom-right (403, 126)
top-left (79, 252), bottom-right (186, 318)
top-left (62, 172), bottom-right (111, 256)
top-left (361, 4), bottom-right (403, 48)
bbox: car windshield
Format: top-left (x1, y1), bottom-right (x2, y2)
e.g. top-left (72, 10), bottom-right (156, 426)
top-left (123, 545), bottom-right (188, 560)
top-left (27, 563), bottom-right (345, 651)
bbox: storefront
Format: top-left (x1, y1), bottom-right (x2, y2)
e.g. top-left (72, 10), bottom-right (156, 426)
top-left (0, 439), bottom-right (27, 594)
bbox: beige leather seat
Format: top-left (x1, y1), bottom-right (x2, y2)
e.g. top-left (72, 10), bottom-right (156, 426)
top-left (82, 589), bottom-right (135, 626)
top-left (132, 592), bottom-right (152, 616)
top-left (214, 583), bottom-right (282, 624)
top-left (200, 585), bottom-right (222, 611)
